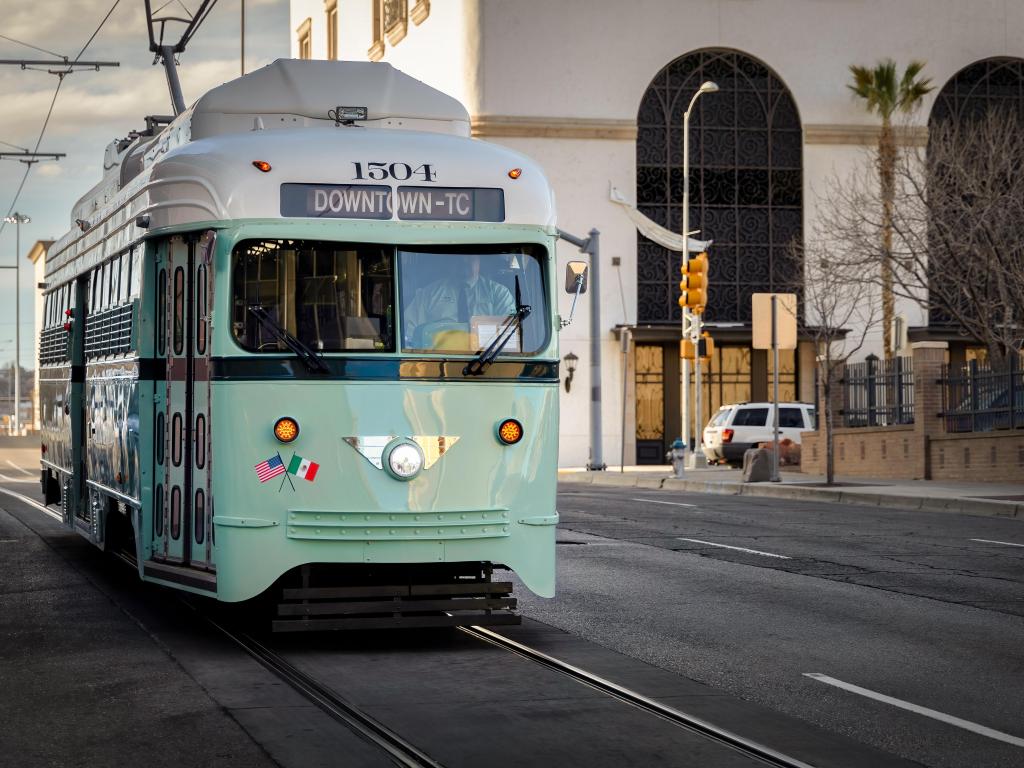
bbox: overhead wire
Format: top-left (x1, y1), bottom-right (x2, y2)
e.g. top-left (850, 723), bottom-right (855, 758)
top-left (0, 0), bottom-right (123, 239)
top-left (0, 34), bottom-right (66, 60)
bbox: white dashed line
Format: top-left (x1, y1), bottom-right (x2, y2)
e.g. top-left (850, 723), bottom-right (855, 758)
top-left (804, 673), bottom-right (1024, 748)
top-left (676, 538), bottom-right (790, 559)
top-left (631, 498), bottom-right (697, 508)
top-left (970, 538), bottom-right (1024, 548)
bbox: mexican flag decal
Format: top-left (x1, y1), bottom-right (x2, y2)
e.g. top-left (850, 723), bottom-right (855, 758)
top-left (287, 453), bottom-right (320, 482)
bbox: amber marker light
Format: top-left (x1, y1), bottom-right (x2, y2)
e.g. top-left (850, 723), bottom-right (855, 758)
top-left (274, 417), bottom-right (299, 443)
top-left (508, 168), bottom-right (522, 179)
top-left (497, 418), bottom-right (524, 445)
top-left (252, 160), bottom-right (272, 172)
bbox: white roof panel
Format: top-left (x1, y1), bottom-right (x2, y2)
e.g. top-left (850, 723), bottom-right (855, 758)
top-left (191, 60), bottom-right (470, 139)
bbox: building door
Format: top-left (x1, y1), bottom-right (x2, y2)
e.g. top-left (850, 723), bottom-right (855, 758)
top-left (636, 344), bottom-right (666, 464)
top-left (151, 233), bottom-right (215, 569)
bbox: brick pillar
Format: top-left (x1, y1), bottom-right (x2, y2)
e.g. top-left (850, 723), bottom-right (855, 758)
top-left (911, 341), bottom-right (948, 479)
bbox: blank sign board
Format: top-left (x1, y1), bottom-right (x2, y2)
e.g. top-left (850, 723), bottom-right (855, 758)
top-left (752, 293), bottom-right (797, 350)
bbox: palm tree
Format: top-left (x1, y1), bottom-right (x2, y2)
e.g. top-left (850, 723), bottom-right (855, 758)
top-left (848, 60), bottom-right (934, 358)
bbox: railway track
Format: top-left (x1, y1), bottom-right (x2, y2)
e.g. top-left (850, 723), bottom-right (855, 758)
top-left (205, 616), bottom-right (444, 768)
top-left (460, 625), bottom-right (817, 768)
top-left (8, 485), bottom-right (820, 768)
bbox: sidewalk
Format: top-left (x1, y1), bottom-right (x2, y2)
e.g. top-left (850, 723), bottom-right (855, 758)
top-left (558, 465), bottom-right (1024, 519)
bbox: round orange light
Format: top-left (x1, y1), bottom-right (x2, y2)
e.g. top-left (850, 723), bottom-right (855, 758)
top-left (273, 417), bottom-right (299, 443)
top-left (252, 160), bottom-right (272, 173)
top-left (497, 419), bottom-right (523, 445)
top-left (508, 168), bottom-right (522, 179)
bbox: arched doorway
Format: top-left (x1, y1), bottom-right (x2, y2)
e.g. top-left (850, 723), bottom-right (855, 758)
top-left (633, 49), bottom-right (803, 462)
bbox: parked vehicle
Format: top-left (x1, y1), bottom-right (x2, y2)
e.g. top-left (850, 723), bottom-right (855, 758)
top-left (702, 402), bottom-right (815, 464)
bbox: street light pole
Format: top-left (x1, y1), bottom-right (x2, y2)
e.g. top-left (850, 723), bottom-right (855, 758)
top-left (681, 81), bottom-right (717, 468)
top-left (2, 213), bottom-right (28, 435)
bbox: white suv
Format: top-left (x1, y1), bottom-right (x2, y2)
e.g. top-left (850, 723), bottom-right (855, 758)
top-left (702, 402), bottom-right (816, 464)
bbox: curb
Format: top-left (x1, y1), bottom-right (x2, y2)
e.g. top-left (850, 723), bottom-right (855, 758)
top-left (557, 472), bottom-right (1023, 520)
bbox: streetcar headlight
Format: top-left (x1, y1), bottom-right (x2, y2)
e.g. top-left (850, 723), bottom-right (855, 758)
top-left (274, 417), bottom-right (300, 443)
top-left (386, 441), bottom-right (424, 480)
top-left (496, 419), bottom-right (523, 445)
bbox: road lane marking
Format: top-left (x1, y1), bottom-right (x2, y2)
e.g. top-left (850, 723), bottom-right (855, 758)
top-left (0, 472), bottom-right (37, 484)
top-left (970, 538), bottom-right (1024, 548)
top-left (632, 497), bottom-right (697, 508)
top-left (6, 460), bottom-right (34, 477)
top-left (676, 538), bottom-right (790, 559)
top-left (0, 485), bottom-right (62, 522)
top-left (804, 673), bottom-right (1024, 748)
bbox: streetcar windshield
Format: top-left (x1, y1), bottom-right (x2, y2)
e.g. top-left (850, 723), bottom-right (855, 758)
top-left (231, 240), bottom-right (549, 356)
top-left (232, 239), bottom-right (395, 352)
top-left (399, 244), bottom-right (548, 354)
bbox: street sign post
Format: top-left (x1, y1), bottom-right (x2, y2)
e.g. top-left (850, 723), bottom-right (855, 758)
top-left (752, 293), bottom-right (797, 482)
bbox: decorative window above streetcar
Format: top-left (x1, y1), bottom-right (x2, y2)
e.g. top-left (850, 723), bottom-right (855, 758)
top-left (399, 244), bottom-right (548, 355)
top-left (231, 239), bottom-right (395, 353)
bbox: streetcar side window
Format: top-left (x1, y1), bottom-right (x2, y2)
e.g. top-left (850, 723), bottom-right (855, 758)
top-left (231, 239), bottom-right (395, 353)
top-left (130, 248), bottom-right (142, 298)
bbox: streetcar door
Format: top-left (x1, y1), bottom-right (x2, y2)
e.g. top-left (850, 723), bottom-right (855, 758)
top-left (154, 233), bottom-right (215, 570)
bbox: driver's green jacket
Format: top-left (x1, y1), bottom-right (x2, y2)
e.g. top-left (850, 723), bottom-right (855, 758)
top-left (403, 277), bottom-right (515, 340)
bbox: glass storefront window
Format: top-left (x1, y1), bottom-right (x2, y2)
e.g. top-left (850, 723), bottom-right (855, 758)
top-left (232, 239), bottom-right (394, 352)
top-left (398, 245), bottom-right (548, 355)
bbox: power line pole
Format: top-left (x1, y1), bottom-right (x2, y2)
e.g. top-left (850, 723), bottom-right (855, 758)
top-left (1, 212), bottom-right (29, 435)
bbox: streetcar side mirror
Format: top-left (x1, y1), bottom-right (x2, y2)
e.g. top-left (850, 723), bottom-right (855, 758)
top-left (560, 261), bottom-right (589, 329)
top-left (564, 261), bottom-right (589, 294)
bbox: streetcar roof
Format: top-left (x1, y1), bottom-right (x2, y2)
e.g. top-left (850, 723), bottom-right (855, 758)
top-left (191, 60), bottom-right (470, 139)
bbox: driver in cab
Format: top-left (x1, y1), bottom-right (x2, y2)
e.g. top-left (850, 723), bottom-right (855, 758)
top-left (404, 254), bottom-right (514, 348)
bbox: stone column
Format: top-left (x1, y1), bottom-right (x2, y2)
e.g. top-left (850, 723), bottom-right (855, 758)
top-left (911, 341), bottom-right (948, 479)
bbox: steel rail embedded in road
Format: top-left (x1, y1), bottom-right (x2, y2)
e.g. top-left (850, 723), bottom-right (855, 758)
top-left (203, 618), bottom-right (444, 768)
top-left (461, 625), bottom-right (819, 768)
top-left (0, 484), bottom-right (62, 522)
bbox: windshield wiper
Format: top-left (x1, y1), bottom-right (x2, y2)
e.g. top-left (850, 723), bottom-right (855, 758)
top-left (248, 305), bottom-right (330, 374)
top-left (463, 277), bottom-right (532, 377)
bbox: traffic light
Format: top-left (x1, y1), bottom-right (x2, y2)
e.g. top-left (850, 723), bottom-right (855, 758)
top-left (678, 252), bottom-right (709, 314)
top-left (680, 332), bottom-right (715, 361)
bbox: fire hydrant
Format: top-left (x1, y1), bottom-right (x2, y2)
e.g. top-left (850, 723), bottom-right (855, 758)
top-left (667, 438), bottom-right (687, 478)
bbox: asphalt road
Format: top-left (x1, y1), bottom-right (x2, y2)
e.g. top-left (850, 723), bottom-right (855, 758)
top-left (508, 483), bottom-right (1024, 768)
top-left (3, 438), bottom-right (1021, 768)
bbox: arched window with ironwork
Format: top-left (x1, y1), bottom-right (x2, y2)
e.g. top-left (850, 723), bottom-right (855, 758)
top-left (636, 49), bottom-right (803, 325)
top-left (927, 57), bottom-right (1024, 333)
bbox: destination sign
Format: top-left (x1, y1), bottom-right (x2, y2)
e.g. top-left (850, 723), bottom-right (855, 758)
top-left (394, 186), bottom-right (504, 222)
top-left (280, 184), bottom-right (505, 222)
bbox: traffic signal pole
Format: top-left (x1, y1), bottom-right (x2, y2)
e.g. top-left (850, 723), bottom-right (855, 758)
top-left (559, 227), bottom-right (605, 470)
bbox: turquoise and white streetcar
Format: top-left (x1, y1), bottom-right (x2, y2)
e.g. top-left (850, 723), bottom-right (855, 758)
top-left (38, 60), bottom-right (588, 629)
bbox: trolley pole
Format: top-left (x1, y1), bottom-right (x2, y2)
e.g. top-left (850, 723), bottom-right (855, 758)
top-left (1, 213), bottom-right (29, 435)
top-left (559, 227), bottom-right (605, 470)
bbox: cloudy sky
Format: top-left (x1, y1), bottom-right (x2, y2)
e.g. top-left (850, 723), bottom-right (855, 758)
top-left (0, 0), bottom-right (289, 367)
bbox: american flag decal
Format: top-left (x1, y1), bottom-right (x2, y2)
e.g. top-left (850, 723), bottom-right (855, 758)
top-left (255, 454), bottom-right (286, 483)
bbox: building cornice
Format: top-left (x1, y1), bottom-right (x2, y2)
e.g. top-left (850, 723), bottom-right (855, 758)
top-left (472, 116), bottom-right (638, 141)
top-left (471, 116), bottom-right (930, 147)
top-left (803, 123), bottom-right (928, 146)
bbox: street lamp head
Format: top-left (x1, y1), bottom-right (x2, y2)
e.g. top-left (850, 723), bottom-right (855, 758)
top-left (698, 81), bottom-right (719, 94)
top-left (3, 213), bottom-right (29, 224)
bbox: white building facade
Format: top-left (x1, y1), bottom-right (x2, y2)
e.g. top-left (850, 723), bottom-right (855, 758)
top-left (288, 0), bottom-right (1024, 467)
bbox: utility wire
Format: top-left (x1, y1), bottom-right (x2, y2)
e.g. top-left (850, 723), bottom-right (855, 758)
top-left (0, 34), bottom-right (65, 60)
top-left (0, 141), bottom-right (30, 153)
top-left (0, 0), bottom-right (122, 240)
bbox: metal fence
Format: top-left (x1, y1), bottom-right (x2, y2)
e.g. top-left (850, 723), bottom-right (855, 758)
top-left (942, 358), bottom-right (1024, 433)
top-left (842, 356), bottom-right (915, 427)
